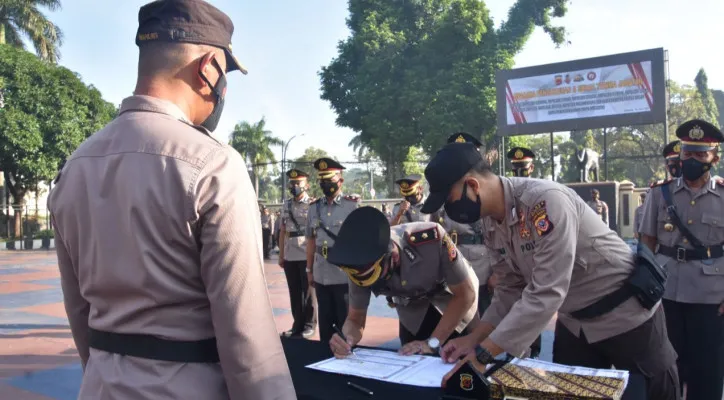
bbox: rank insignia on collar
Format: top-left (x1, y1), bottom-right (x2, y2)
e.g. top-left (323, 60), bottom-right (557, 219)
top-left (442, 233), bottom-right (457, 261)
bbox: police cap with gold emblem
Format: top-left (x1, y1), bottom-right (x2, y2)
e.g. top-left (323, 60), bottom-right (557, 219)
top-left (506, 147), bottom-right (536, 165)
top-left (676, 119), bottom-right (724, 151)
top-left (395, 174), bottom-right (423, 196)
top-left (286, 169), bottom-right (309, 181)
top-left (446, 132), bottom-right (482, 149)
top-left (136, 0), bottom-right (247, 74)
top-left (662, 140), bottom-right (681, 159)
top-left (327, 207), bottom-right (391, 287)
top-left (313, 157), bottom-right (345, 179)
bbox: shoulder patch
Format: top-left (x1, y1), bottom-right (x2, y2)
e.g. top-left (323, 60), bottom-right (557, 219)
top-left (650, 179), bottom-right (672, 188)
top-left (442, 233), bottom-right (458, 261)
top-left (406, 227), bottom-right (439, 246)
top-left (344, 195), bottom-right (360, 202)
top-left (529, 201), bottom-right (554, 237)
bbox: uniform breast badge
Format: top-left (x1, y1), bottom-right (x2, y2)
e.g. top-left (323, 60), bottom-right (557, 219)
top-left (530, 201), bottom-right (554, 237)
top-left (322, 240), bottom-right (328, 258)
top-left (442, 234), bottom-right (457, 261)
top-left (518, 210), bottom-right (531, 239)
top-left (664, 223), bottom-right (674, 232)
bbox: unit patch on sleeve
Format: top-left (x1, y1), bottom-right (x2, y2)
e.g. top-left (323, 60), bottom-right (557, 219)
top-left (442, 233), bottom-right (458, 262)
top-left (529, 201), bottom-right (554, 237)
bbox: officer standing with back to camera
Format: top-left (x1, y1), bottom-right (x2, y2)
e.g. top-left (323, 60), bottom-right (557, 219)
top-left (326, 207), bottom-right (480, 357)
top-left (420, 143), bottom-right (679, 400)
top-left (306, 158), bottom-right (360, 343)
top-left (47, 0), bottom-right (295, 398)
top-left (639, 119), bottom-right (724, 400)
top-left (390, 174), bottom-right (431, 225)
top-left (279, 169), bottom-right (316, 339)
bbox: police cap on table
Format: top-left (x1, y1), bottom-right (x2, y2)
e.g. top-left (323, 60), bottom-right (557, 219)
top-left (327, 207), bottom-right (391, 287)
top-left (446, 132), bottom-right (482, 148)
top-left (136, 0), bottom-right (247, 74)
top-left (675, 119), bottom-right (724, 151)
top-left (420, 143), bottom-right (483, 214)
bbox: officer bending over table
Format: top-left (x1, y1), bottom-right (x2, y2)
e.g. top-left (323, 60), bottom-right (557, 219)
top-left (420, 143), bottom-right (680, 400)
top-left (326, 206), bottom-right (480, 358)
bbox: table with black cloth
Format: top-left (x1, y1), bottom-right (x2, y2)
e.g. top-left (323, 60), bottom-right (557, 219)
top-left (281, 337), bottom-right (647, 400)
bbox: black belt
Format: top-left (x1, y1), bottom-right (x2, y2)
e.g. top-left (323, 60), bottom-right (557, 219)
top-left (288, 231), bottom-right (304, 238)
top-left (658, 244), bottom-right (724, 262)
top-left (451, 232), bottom-right (484, 245)
top-left (88, 328), bottom-right (219, 363)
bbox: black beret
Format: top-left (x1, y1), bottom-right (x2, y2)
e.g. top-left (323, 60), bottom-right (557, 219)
top-left (421, 143), bottom-right (483, 214)
top-left (446, 132), bottom-right (482, 148)
top-left (327, 207), bottom-right (391, 269)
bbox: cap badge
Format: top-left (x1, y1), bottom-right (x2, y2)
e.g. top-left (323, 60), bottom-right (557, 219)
top-left (515, 149), bottom-right (524, 159)
top-left (400, 182), bottom-right (409, 189)
top-left (673, 143), bottom-right (681, 153)
top-left (689, 125), bottom-right (704, 140)
top-left (319, 161), bottom-right (328, 170)
top-left (290, 170), bottom-right (298, 178)
top-left (455, 135), bottom-right (466, 143)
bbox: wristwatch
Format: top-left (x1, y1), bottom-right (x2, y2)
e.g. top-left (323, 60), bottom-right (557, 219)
top-left (427, 337), bottom-right (440, 352)
top-left (475, 344), bottom-right (495, 365)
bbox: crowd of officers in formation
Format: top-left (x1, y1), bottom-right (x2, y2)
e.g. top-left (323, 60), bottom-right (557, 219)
top-left (43, 1), bottom-right (722, 399)
top-left (279, 123), bottom-right (724, 400)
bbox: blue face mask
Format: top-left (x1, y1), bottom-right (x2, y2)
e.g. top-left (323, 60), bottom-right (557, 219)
top-left (444, 182), bottom-right (482, 224)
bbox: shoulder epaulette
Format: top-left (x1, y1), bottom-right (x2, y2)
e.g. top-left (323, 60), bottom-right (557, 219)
top-left (650, 179), bottom-right (672, 188)
top-left (344, 195), bottom-right (360, 202)
top-left (406, 226), bottom-right (440, 246)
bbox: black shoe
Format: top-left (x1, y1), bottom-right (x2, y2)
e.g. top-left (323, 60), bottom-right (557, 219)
top-left (280, 329), bottom-right (302, 338)
top-left (302, 326), bottom-right (315, 338)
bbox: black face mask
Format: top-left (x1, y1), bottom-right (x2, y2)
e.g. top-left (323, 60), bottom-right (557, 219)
top-left (681, 158), bottom-right (712, 181)
top-left (290, 186), bottom-right (305, 197)
top-left (512, 168), bottom-right (531, 177)
top-left (405, 194), bottom-right (420, 205)
top-left (199, 59), bottom-right (227, 132)
top-left (667, 160), bottom-right (682, 178)
top-left (320, 181), bottom-right (340, 198)
top-left (444, 182), bottom-right (482, 224)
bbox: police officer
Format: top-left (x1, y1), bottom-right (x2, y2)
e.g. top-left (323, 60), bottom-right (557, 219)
top-left (639, 119), bottom-right (724, 400)
top-left (326, 207), bottom-right (480, 357)
top-left (633, 191), bottom-right (647, 240)
top-left (279, 169), bottom-right (316, 338)
top-left (306, 157), bottom-right (360, 343)
top-left (390, 175), bottom-right (430, 225)
top-left (507, 147), bottom-right (536, 177)
top-left (47, 1), bottom-right (294, 398)
top-left (663, 140), bottom-right (683, 179)
top-left (421, 143), bottom-right (679, 400)
top-left (260, 205), bottom-right (274, 259)
top-left (587, 188), bottom-right (609, 226)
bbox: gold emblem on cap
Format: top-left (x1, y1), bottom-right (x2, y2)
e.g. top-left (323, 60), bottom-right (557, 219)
top-left (515, 149), bottom-right (524, 159)
top-left (673, 143), bottom-right (681, 153)
top-left (319, 160), bottom-right (328, 170)
top-left (455, 135), bottom-right (466, 143)
top-left (290, 170), bottom-right (298, 178)
top-left (689, 125), bottom-right (704, 140)
top-left (400, 182), bottom-right (409, 189)
top-left (664, 223), bottom-right (674, 232)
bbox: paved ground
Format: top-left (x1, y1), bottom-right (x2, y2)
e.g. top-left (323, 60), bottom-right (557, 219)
top-left (0, 248), bottom-right (557, 399)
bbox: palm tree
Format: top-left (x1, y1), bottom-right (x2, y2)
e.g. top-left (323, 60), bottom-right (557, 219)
top-left (0, 0), bottom-right (64, 63)
top-left (229, 117), bottom-right (283, 194)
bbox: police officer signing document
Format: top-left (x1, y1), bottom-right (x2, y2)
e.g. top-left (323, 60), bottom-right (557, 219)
top-left (640, 119), bottom-right (724, 400)
top-left (326, 207), bottom-right (480, 357)
top-left (420, 143), bottom-right (679, 400)
top-left (47, 1), bottom-right (295, 399)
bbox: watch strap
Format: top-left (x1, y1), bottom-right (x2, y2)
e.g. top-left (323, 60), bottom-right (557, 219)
top-left (475, 344), bottom-right (495, 365)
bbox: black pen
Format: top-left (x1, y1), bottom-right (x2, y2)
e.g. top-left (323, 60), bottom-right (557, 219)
top-left (347, 381), bottom-right (373, 396)
top-left (332, 323), bottom-right (356, 357)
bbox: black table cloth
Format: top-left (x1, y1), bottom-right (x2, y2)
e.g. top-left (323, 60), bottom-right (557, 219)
top-left (281, 337), bottom-right (647, 400)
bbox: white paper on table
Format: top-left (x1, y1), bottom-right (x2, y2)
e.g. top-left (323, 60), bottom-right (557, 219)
top-left (305, 348), bottom-right (457, 387)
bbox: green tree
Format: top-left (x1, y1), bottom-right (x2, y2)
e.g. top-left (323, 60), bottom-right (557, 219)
top-left (289, 147), bottom-right (330, 199)
top-left (0, 0), bottom-right (64, 63)
top-left (402, 146), bottom-right (427, 177)
top-left (320, 0), bottom-right (569, 192)
top-left (694, 68), bottom-right (719, 126)
top-left (0, 44), bottom-right (116, 236)
top-left (713, 89), bottom-right (724, 129)
top-left (229, 117), bottom-right (283, 194)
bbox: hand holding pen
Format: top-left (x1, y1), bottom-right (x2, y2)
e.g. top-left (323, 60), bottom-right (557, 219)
top-left (330, 323), bottom-right (357, 359)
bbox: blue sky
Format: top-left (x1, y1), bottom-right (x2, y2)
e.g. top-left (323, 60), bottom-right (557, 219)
top-left (47, 0), bottom-right (724, 163)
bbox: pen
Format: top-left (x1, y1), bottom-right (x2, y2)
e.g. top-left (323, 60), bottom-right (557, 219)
top-left (347, 381), bottom-right (373, 396)
top-left (332, 323), bottom-right (356, 357)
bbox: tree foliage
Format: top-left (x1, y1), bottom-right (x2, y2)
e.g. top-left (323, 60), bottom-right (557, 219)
top-left (694, 68), bottom-right (719, 127)
top-left (320, 0), bottom-right (569, 192)
top-left (0, 44), bottom-right (116, 236)
top-left (229, 117), bottom-right (282, 194)
top-left (0, 0), bottom-right (64, 63)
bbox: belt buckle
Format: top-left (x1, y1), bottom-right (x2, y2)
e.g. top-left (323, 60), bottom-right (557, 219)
top-left (676, 247), bottom-right (686, 262)
top-left (451, 231), bottom-right (458, 245)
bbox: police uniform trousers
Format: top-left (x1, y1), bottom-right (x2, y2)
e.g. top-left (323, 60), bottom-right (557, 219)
top-left (553, 307), bottom-right (680, 400)
top-left (398, 304), bottom-right (467, 345)
top-left (663, 299), bottom-right (723, 400)
top-left (283, 260), bottom-right (316, 334)
top-left (316, 283), bottom-right (348, 343)
top-left (261, 228), bottom-right (272, 258)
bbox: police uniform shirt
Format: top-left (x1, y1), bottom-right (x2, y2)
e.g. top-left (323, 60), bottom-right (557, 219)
top-left (306, 193), bottom-right (360, 285)
top-left (634, 204), bottom-right (645, 234)
top-left (480, 177), bottom-right (655, 357)
top-left (347, 222), bottom-right (479, 335)
top-left (437, 208), bottom-right (502, 283)
top-left (639, 177), bottom-right (724, 304)
top-left (261, 212), bottom-right (274, 230)
top-left (586, 199), bottom-right (608, 222)
top-left (391, 196), bottom-right (430, 223)
top-left (281, 194), bottom-right (311, 262)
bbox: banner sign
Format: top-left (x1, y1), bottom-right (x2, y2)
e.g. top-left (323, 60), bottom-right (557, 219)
top-left (496, 48), bottom-right (666, 136)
